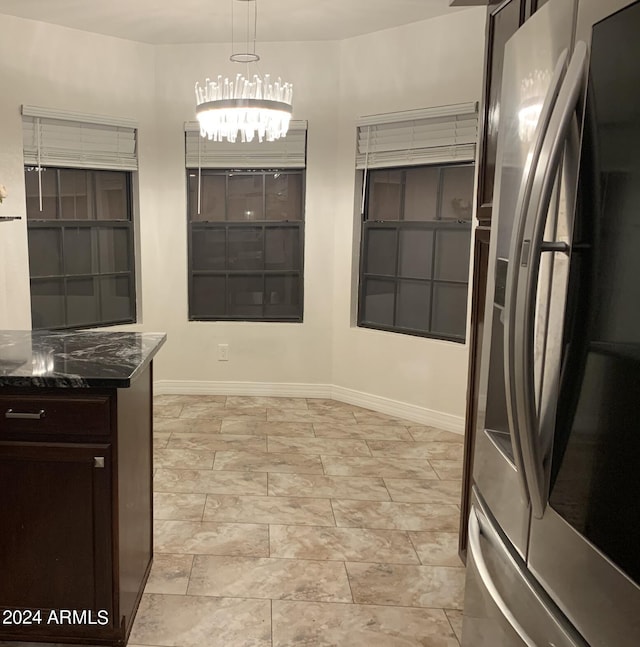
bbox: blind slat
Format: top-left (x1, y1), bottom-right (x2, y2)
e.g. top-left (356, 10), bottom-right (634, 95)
top-left (356, 104), bottom-right (478, 169)
top-left (185, 121), bottom-right (307, 169)
top-left (22, 113), bottom-right (138, 171)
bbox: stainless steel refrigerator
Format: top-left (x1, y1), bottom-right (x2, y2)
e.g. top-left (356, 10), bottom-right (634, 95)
top-left (462, 0), bottom-right (640, 645)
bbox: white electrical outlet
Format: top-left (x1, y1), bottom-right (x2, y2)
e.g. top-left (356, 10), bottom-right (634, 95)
top-left (217, 344), bottom-right (229, 361)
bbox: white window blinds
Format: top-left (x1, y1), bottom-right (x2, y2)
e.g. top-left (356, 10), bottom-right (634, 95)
top-left (185, 120), bottom-right (307, 169)
top-left (22, 105), bottom-right (138, 171)
top-left (356, 102), bottom-right (478, 169)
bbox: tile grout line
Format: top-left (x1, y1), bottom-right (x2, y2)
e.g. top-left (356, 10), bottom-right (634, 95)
top-left (201, 493), bottom-right (207, 521)
top-left (270, 598), bottom-right (274, 647)
top-left (267, 523), bottom-right (271, 557)
top-left (406, 530), bottom-right (423, 565)
top-left (444, 608), bottom-right (462, 644)
top-left (328, 498), bottom-right (339, 527)
top-left (381, 476), bottom-right (393, 502)
top-left (185, 552), bottom-right (197, 596)
top-left (342, 560), bottom-right (356, 604)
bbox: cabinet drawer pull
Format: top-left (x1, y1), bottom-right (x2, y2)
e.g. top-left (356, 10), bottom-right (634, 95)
top-left (94, 457), bottom-right (105, 468)
top-left (5, 409), bottom-right (46, 420)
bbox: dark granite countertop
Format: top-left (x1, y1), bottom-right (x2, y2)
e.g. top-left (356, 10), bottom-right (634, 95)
top-left (0, 330), bottom-right (166, 388)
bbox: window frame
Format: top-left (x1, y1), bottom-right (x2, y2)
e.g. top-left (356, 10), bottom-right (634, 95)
top-left (187, 168), bottom-right (305, 323)
top-left (25, 166), bottom-right (137, 331)
top-left (357, 162), bottom-right (473, 343)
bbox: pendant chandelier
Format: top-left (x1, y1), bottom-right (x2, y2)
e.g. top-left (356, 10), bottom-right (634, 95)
top-left (195, 0), bottom-right (293, 143)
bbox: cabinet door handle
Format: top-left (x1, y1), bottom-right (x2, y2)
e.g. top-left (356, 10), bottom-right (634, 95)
top-left (5, 409), bottom-right (46, 420)
top-left (94, 457), bottom-right (105, 468)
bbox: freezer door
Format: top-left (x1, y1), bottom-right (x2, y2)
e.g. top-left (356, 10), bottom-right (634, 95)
top-left (462, 490), bottom-right (587, 647)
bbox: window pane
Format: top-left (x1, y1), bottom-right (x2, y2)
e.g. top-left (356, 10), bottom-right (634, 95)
top-left (368, 170), bottom-right (402, 220)
top-left (362, 278), bottom-right (395, 326)
top-left (25, 168), bottom-right (58, 219)
top-left (266, 173), bottom-right (302, 220)
top-left (398, 229), bottom-right (433, 279)
top-left (434, 229), bottom-right (471, 281)
top-left (365, 228), bottom-right (396, 276)
top-left (28, 228), bottom-right (63, 277)
top-left (59, 169), bottom-right (92, 220)
top-left (228, 275), bottom-right (263, 317)
top-left (265, 275), bottom-right (300, 318)
top-left (404, 167), bottom-right (439, 221)
top-left (95, 171), bottom-right (128, 220)
top-left (192, 228), bottom-right (226, 271)
top-left (191, 275), bottom-right (226, 318)
top-left (228, 227), bottom-right (264, 270)
top-left (31, 279), bottom-right (65, 329)
top-left (64, 227), bottom-right (94, 275)
top-left (228, 174), bottom-right (264, 220)
top-left (265, 227), bottom-right (301, 270)
top-left (66, 277), bottom-right (98, 326)
top-left (432, 282), bottom-right (468, 338)
top-left (189, 173), bottom-right (226, 222)
top-left (441, 165), bottom-right (474, 220)
top-left (98, 227), bottom-right (130, 273)
top-left (99, 276), bottom-right (132, 322)
top-left (396, 280), bottom-right (431, 331)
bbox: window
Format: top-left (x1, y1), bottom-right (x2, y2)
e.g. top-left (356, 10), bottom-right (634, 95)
top-left (355, 103), bottom-right (478, 342)
top-left (358, 163), bottom-right (473, 341)
top-left (187, 169), bottom-right (304, 321)
top-left (25, 167), bottom-right (136, 330)
top-left (21, 106), bottom-right (138, 330)
top-left (184, 120), bottom-right (307, 322)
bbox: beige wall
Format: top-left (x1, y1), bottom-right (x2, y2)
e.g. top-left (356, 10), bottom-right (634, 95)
top-left (331, 10), bottom-right (485, 420)
top-left (0, 8), bottom-right (485, 425)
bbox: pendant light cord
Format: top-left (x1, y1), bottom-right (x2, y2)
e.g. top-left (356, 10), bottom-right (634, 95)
top-left (36, 117), bottom-right (43, 212)
top-left (360, 125), bottom-right (371, 215)
top-left (197, 134), bottom-right (202, 216)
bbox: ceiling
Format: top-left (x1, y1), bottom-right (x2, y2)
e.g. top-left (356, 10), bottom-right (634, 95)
top-left (0, 0), bottom-right (464, 44)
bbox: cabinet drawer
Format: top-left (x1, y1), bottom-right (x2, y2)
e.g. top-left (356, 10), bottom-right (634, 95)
top-left (0, 395), bottom-right (111, 437)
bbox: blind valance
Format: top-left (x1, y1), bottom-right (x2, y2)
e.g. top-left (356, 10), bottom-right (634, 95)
top-left (356, 102), bottom-right (478, 169)
top-left (22, 105), bottom-right (138, 171)
top-left (185, 120), bottom-right (307, 169)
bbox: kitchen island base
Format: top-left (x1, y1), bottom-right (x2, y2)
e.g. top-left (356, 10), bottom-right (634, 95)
top-left (0, 363), bottom-right (154, 647)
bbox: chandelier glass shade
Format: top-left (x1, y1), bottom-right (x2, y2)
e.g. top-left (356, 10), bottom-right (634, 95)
top-left (195, 0), bottom-right (293, 143)
top-left (195, 73), bottom-right (292, 143)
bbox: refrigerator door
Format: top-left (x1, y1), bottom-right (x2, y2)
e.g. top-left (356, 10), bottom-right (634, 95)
top-left (527, 1), bottom-right (640, 645)
top-left (472, 0), bottom-right (575, 557)
top-left (462, 489), bottom-right (587, 647)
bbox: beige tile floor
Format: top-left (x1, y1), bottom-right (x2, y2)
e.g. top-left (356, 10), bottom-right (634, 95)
top-left (131, 394), bottom-right (466, 647)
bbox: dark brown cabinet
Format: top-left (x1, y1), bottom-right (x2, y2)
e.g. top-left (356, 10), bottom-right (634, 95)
top-left (0, 365), bottom-right (153, 646)
top-left (0, 443), bottom-right (113, 625)
top-left (459, 0), bottom-right (527, 560)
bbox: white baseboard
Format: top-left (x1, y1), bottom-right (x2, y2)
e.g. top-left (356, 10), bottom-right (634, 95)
top-left (154, 380), bottom-right (465, 434)
top-left (329, 385), bottom-right (464, 434)
top-left (154, 380), bottom-right (332, 399)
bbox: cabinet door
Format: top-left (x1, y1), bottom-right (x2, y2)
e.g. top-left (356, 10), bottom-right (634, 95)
top-left (477, 0), bottom-right (526, 223)
top-left (0, 443), bottom-right (112, 630)
top-left (459, 226), bottom-right (491, 562)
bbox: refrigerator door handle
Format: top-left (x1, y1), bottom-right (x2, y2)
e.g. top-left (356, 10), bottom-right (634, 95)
top-left (508, 41), bottom-right (589, 519)
top-left (468, 506), bottom-right (537, 647)
top-left (502, 48), bottom-right (568, 496)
